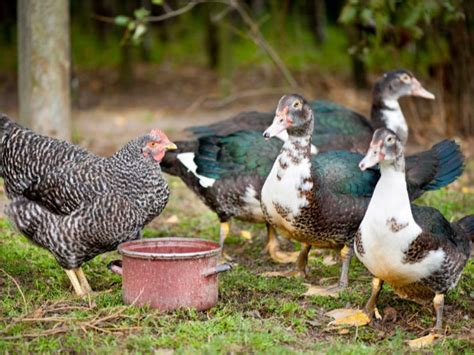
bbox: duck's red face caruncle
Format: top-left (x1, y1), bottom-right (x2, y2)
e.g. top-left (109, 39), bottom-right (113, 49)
top-left (142, 129), bottom-right (177, 162)
top-left (359, 128), bottom-right (402, 171)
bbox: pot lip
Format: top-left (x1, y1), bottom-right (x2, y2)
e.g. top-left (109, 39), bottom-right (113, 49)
top-left (118, 237), bottom-right (221, 260)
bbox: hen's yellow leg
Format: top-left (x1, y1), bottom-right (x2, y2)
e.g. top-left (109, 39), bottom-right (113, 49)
top-left (65, 269), bottom-right (86, 296)
top-left (264, 224), bottom-right (299, 263)
top-left (75, 267), bottom-right (92, 293)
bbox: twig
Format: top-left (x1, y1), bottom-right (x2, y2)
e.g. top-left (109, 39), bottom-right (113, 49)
top-left (229, 0), bottom-right (298, 87)
top-left (186, 86), bottom-right (290, 113)
top-left (146, 0), bottom-right (202, 22)
top-left (92, 0), bottom-right (298, 87)
top-left (92, 1), bottom-right (203, 25)
top-left (0, 268), bottom-right (28, 314)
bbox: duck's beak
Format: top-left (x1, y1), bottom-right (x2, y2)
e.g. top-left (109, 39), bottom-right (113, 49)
top-left (411, 78), bottom-right (435, 100)
top-left (165, 142), bottom-right (178, 151)
top-left (263, 106), bottom-right (291, 140)
top-left (359, 141), bottom-right (384, 171)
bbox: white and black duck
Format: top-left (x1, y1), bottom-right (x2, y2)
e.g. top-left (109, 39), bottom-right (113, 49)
top-left (327, 128), bottom-right (473, 348)
top-left (161, 70), bottom-right (435, 262)
top-left (260, 94), bottom-right (464, 296)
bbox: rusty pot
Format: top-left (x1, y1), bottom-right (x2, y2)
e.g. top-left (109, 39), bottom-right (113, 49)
top-left (109, 237), bottom-right (231, 311)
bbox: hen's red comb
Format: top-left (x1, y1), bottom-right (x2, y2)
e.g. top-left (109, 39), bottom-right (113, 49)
top-left (149, 129), bottom-right (167, 140)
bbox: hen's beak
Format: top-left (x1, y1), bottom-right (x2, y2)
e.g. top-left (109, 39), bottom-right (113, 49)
top-left (411, 78), bottom-right (435, 100)
top-left (165, 142), bottom-right (178, 151)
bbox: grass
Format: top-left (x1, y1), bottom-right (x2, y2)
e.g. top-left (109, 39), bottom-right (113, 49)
top-left (0, 176), bottom-right (473, 353)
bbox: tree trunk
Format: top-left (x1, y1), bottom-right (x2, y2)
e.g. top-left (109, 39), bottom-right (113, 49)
top-left (206, 12), bottom-right (219, 69)
top-left (18, 0), bottom-right (71, 140)
top-left (218, 18), bottom-right (232, 96)
top-left (307, 0), bottom-right (326, 43)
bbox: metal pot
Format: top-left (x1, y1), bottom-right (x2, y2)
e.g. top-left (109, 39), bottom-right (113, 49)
top-left (109, 237), bottom-right (231, 311)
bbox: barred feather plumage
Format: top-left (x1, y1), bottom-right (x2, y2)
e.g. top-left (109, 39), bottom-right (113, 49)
top-left (1, 115), bottom-right (171, 269)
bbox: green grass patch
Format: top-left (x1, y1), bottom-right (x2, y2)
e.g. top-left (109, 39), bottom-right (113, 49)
top-left (0, 177), bottom-right (473, 352)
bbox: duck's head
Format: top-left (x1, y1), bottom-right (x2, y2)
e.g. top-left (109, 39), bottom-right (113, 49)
top-left (263, 94), bottom-right (313, 140)
top-left (359, 128), bottom-right (404, 171)
top-left (374, 69), bottom-right (435, 101)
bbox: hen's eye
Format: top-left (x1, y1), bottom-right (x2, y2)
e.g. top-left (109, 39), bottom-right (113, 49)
top-left (149, 142), bottom-right (159, 148)
top-left (293, 101), bottom-right (301, 109)
top-left (386, 136), bottom-right (394, 144)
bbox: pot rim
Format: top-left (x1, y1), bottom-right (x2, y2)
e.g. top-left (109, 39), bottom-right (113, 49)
top-left (118, 237), bottom-right (221, 260)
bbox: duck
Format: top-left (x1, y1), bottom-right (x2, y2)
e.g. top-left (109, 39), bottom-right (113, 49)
top-left (260, 94), bottom-right (464, 296)
top-left (327, 128), bottom-right (473, 348)
top-left (161, 70), bottom-right (435, 262)
top-left (187, 69), bottom-right (434, 152)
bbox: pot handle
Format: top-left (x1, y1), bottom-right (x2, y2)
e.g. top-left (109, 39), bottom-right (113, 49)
top-left (202, 263), bottom-right (232, 277)
top-left (108, 260), bottom-right (123, 276)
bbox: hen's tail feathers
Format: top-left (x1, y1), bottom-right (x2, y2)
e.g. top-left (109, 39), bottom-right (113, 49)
top-left (5, 198), bottom-right (46, 240)
top-left (425, 140), bottom-right (464, 191)
top-left (457, 215), bottom-right (474, 244)
top-left (0, 114), bottom-right (15, 175)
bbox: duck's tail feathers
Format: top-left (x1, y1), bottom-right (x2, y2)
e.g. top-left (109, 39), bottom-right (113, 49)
top-left (424, 140), bottom-right (464, 191)
top-left (456, 215), bottom-right (474, 244)
top-left (406, 140), bottom-right (464, 199)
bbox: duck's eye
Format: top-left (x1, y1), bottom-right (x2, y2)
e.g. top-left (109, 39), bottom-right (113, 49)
top-left (400, 74), bottom-right (410, 83)
top-left (293, 101), bottom-right (301, 109)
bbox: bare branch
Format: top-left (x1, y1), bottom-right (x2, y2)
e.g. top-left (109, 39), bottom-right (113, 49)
top-left (228, 0), bottom-right (298, 87)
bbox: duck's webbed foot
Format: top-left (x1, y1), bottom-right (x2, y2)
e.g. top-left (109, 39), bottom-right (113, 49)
top-left (408, 293), bottom-right (444, 349)
top-left (325, 277), bottom-right (384, 326)
top-left (407, 333), bottom-right (441, 349)
top-left (219, 221), bottom-right (232, 262)
top-left (304, 245), bottom-right (353, 298)
top-left (304, 283), bottom-right (344, 297)
top-left (264, 224), bottom-right (299, 264)
top-left (326, 308), bottom-right (372, 326)
top-left (261, 244), bottom-right (311, 278)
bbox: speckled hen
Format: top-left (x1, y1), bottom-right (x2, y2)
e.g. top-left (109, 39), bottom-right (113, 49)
top-left (1, 115), bottom-right (176, 296)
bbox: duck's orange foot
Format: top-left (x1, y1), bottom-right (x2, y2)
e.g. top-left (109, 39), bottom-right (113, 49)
top-left (325, 308), bottom-right (371, 327)
top-left (407, 333), bottom-right (441, 349)
top-left (303, 283), bottom-right (342, 298)
top-left (268, 249), bottom-right (300, 264)
top-left (240, 230), bottom-right (252, 241)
